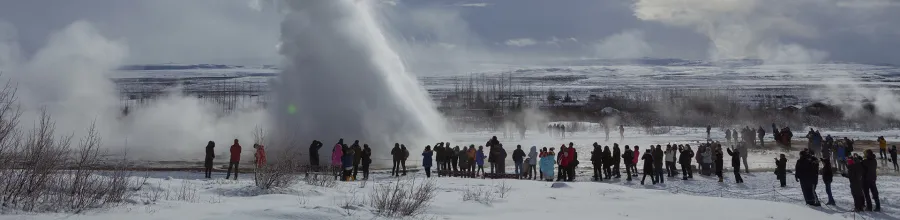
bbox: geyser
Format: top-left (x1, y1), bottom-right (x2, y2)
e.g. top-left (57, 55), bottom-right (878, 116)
top-left (274, 0), bottom-right (445, 165)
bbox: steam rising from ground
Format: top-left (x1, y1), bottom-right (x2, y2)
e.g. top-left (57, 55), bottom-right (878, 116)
top-left (273, 0), bottom-right (445, 164)
top-left (0, 21), bottom-right (267, 161)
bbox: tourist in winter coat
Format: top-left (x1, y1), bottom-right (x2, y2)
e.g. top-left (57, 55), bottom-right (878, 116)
top-left (878, 136), bottom-right (887, 159)
top-left (391, 143), bottom-right (402, 177)
top-left (309, 140), bottom-right (323, 169)
top-left (737, 143), bottom-right (749, 173)
top-left (528, 146), bottom-right (538, 180)
top-left (725, 129), bottom-right (732, 143)
top-left (679, 145), bottom-right (694, 180)
top-left (540, 149), bottom-right (556, 181)
top-left (451, 146), bottom-right (460, 172)
top-left (497, 144), bottom-right (509, 175)
top-left (665, 145), bottom-right (677, 177)
top-left (612, 144), bottom-right (622, 178)
top-left (254, 144), bottom-right (267, 168)
top-left (476, 146), bottom-right (486, 176)
top-left (836, 143), bottom-right (847, 171)
top-left (702, 147), bottom-right (713, 176)
top-left (714, 147), bottom-right (724, 182)
top-left (652, 145), bottom-right (664, 183)
top-left (861, 150), bottom-right (881, 211)
top-left (341, 145), bottom-right (354, 181)
top-left (775, 154), bottom-right (787, 187)
top-left (890, 145), bottom-right (898, 171)
top-left (641, 149), bottom-right (656, 185)
top-left (488, 136), bottom-right (499, 173)
top-left (226, 139), bottom-right (242, 180)
top-left (795, 150), bottom-right (820, 206)
top-left (458, 146), bottom-right (470, 177)
top-left (361, 144), bottom-right (372, 180)
top-left (726, 148), bottom-right (744, 183)
top-left (757, 127), bottom-right (766, 147)
top-left (434, 143), bottom-right (445, 175)
top-left (632, 146), bottom-right (640, 176)
top-left (204, 141), bottom-right (215, 179)
top-left (843, 155), bottom-right (866, 211)
top-left (622, 146), bottom-right (634, 181)
top-left (566, 145), bottom-right (578, 181)
top-left (401, 145), bottom-right (409, 176)
top-left (422, 146), bottom-right (433, 178)
top-left (468, 146), bottom-right (477, 177)
top-left (557, 145), bottom-right (567, 181)
top-left (591, 144), bottom-right (603, 181)
top-left (821, 158), bottom-right (835, 205)
top-left (602, 146), bottom-right (613, 179)
top-left (513, 145), bottom-right (526, 177)
top-left (351, 142), bottom-right (362, 179)
top-left (331, 140), bottom-right (344, 180)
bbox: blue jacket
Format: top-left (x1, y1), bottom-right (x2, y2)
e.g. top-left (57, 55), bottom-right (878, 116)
top-left (422, 150), bottom-right (433, 167)
top-left (341, 153), bottom-right (353, 168)
top-left (540, 154), bottom-right (555, 178)
top-left (476, 150), bottom-right (486, 166)
top-left (836, 146), bottom-right (846, 159)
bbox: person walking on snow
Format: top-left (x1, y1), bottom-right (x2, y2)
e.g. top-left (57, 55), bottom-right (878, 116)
top-left (226, 139), bottom-right (242, 180)
top-left (204, 141), bottom-right (215, 179)
top-left (726, 147), bottom-right (744, 183)
top-left (632, 146), bottom-right (640, 177)
top-left (422, 146), bottom-right (433, 178)
top-left (619, 125), bottom-right (625, 141)
top-left (513, 145), bottom-right (526, 178)
top-left (757, 127), bottom-right (766, 147)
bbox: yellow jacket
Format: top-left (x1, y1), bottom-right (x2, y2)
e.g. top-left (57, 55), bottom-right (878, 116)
top-left (879, 138), bottom-right (887, 149)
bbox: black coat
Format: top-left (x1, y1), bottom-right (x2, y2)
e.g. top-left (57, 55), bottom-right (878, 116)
top-left (434, 146), bottom-right (444, 162)
top-left (513, 149), bottom-right (526, 163)
top-left (205, 142), bottom-right (215, 161)
top-left (391, 147), bottom-right (402, 160)
top-left (591, 147), bottom-right (602, 164)
top-left (622, 149), bottom-right (634, 165)
top-left (362, 148), bottom-right (372, 165)
top-left (612, 147), bottom-right (621, 164)
top-left (309, 141), bottom-right (322, 159)
top-left (862, 157), bottom-right (877, 182)
top-left (652, 148), bottom-right (664, 168)
top-left (775, 158), bottom-right (787, 175)
top-left (727, 148), bottom-right (740, 168)
top-left (679, 149), bottom-right (694, 164)
top-left (602, 149), bottom-right (612, 166)
top-left (642, 154), bottom-right (654, 171)
top-left (714, 151), bottom-right (724, 172)
top-left (821, 159), bottom-right (833, 184)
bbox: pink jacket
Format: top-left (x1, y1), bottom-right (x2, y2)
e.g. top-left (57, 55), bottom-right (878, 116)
top-left (632, 148), bottom-right (640, 164)
top-left (332, 144), bottom-right (343, 166)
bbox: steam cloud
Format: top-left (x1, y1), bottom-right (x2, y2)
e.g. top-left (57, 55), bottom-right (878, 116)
top-left (274, 0), bottom-right (445, 165)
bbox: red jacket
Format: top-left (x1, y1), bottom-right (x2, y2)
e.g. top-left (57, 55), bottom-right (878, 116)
top-left (230, 141), bottom-right (242, 162)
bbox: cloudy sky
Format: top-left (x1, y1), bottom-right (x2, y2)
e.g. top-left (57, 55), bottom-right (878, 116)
top-left (1, 0), bottom-right (898, 66)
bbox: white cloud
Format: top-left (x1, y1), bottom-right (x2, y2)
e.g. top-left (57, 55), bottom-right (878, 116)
top-left (457, 3), bottom-right (491, 7)
top-left (545, 36), bottom-right (579, 46)
top-left (594, 30), bottom-right (652, 59)
top-left (505, 38), bottom-right (537, 47)
top-left (836, 0), bottom-right (900, 8)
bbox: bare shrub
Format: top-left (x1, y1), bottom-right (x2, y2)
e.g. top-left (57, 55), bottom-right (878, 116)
top-left (254, 146), bottom-right (303, 189)
top-left (461, 187), bottom-right (495, 205)
top-left (304, 173), bottom-right (337, 188)
top-left (495, 181), bottom-right (512, 199)
top-left (369, 179), bottom-right (437, 217)
top-left (172, 180), bottom-right (199, 203)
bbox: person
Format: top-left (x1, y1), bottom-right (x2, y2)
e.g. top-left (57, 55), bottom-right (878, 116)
top-left (795, 150), bottom-right (821, 206)
top-left (775, 154), bottom-right (787, 187)
top-left (451, 146), bottom-right (460, 173)
top-left (497, 144), bottom-right (508, 175)
top-left (619, 125), bottom-right (625, 141)
top-left (204, 141), bottom-right (215, 179)
top-left (527, 146), bottom-right (538, 180)
top-left (632, 146), bottom-right (640, 176)
top-left (612, 144), bottom-right (622, 178)
top-left (468, 145), bottom-right (477, 177)
top-left (890, 145), bottom-right (898, 171)
top-left (679, 145), bottom-right (694, 180)
top-left (331, 139), bottom-right (344, 180)
top-left (836, 141), bottom-right (847, 171)
top-left (843, 155), bottom-right (866, 211)
top-left (878, 136), bottom-right (887, 160)
top-left (714, 146), bottom-right (724, 182)
top-left (443, 143), bottom-right (453, 173)
top-left (513, 145), bottom-right (526, 178)
top-left (487, 136), bottom-right (499, 173)
top-left (861, 150), bottom-right (881, 211)
top-left (641, 149), bottom-right (656, 185)
top-left (476, 146), bottom-right (486, 177)
top-left (665, 145), bottom-right (676, 177)
top-left (604, 123), bottom-right (611, 141)
top-left (390, 143), bottom-right (402, 177)
top-left (653, 145), bottom-right (664, 183)
top-left (706, 125), bottom-right (711, 138)
top-left (757, 126), bottom-right (766, 147)
top-left (726, 147), bottom-right (743, 183)
top-left (422, 146), bottom-right (433, 178)
top-left (540, 148), bottom-right (556, 181)
top-left (591, 143), bottom-right (602, 181)
top-left (361, 144), bottom-right (372, 180)
top-left (821, 157), bottom-right (835, 205)
top-left (253, 144), bottom-right (266, 168)
top-left (434, 143), bottom-right (445, 176)
top-left (725, 129), bottom-right (732, 144)
top-left (557, 145), bottom-right (567, 181)
top-left (341, 145), bottom-right (354, 181)
top-left (401, 144), bottom-right (410, 176)
top-left (702, 146), bottom-right (712, 176)
top-left (602, 146), bottom-right (613, 180)
top-left (226, 139), bottom-right (242, 180)
top-left (732, 129), bottom-right (739, 144)
top-left (458, 146), bottom-right (469, 177)
top-left (351, 141), bottom-right (362, 179)
top-left (309, 140), bottom-right (323, 170)
top-left (566, 144), bottom-right (578, 181)
top-left (622, 145), bottom-right (634, 181)
top-left (844, 137), bottom-right (855, 154)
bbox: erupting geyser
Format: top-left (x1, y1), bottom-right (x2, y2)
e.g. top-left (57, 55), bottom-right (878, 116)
top-left (273, 0), bottom-right (445, 165)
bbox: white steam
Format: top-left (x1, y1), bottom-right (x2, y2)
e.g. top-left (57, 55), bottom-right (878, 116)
top-left (275, 0), bottom-right (445, 164)
top-left (1, 21), bottom-right (267, 161)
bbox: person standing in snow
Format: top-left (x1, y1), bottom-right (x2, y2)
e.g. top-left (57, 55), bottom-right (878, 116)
top-left (401, 145), bottom-right (409, 176)
top-left (567, 145), bottom-right (578, 181)
top-left (890, 145), bottom-right (898, 171)
top-left (513, 145), bottom-right (526, 178)
top-left (341, 145), bottom-right (354, 181)
top-left (476, 146), bottom-right (486, 177)
top-left (737, 142), bottom-right (749, 173)
top-left (204, 141), bottom-right (215, 179)
top-left (619, 125), bottom-right (625, 141)
top-left (540, 148), bottom-right (556, 181)
top-left (702, 146), bottom-right (713, 176)
top-left (422, 146), bottom-right (433, 178)
top-left (706, 125), bottom-right (711, 139)
top-left (726, 147), bottom-right (744, 183)
top-left (458, 146), bottom-right (470, 177)
top-left (468, 145), bottom-right (477, 177)
top-left (391, 143), bottom-right (402, 177)
top-left (351, 141), bottom-right (362, 179)
top-left (557, 145), bottom-right (567, 181)
top-left (861, 150), bottom-right (881, 211)
top-left (843, 155), bottom-right (866, 211)
top-left (451, 146), bottom-right (460, 173)
top-left (361, 144), bottom-right (372, 180)
top-left (434, 143), bottom-right (444, 176)
top-left (664, 145), bottom-right (676, 177)
top-left (622, 145), bottom-right (634, 181)
top-left (652, 145), bottom-right (664, 183)
top-left (795, 150), bottom-right (820, 206)
top-left (632, 146), bottom-right (640, 177)
top-left (254, 144), bottom-right (266, 168)
top-left (527, 146), bottom-right (538, 180)
top-left (602, 146), bottom-right (613, 180)
top-left (714, 145), bottom-right (724, 182)
top-left (331, 139), bottom-right (344, 180)
top-left (641, 149), bottom-right (656, 185)
top-left (725, 129), bottom-right (732, 144)
top-left (757, 126), bottom-right (766, 147)
top-left (878, 136), bottom-right (887, 160)
top-left (592, 143), bottom-right (603, 181)
top-left (775, 154), bottom-right (787, 187)
top-left (226, 139), bottom-right (242, 180)
top-left (679, 145), bottom-right (694, 180)
top-left (613, 144), bottom-right (621, 178)
top-left (821, 157), bottom-right (835, 205)
top-left (309, 140), bottom-right (323, 171)
top-left (497, 144), bottom-right (509, 175)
